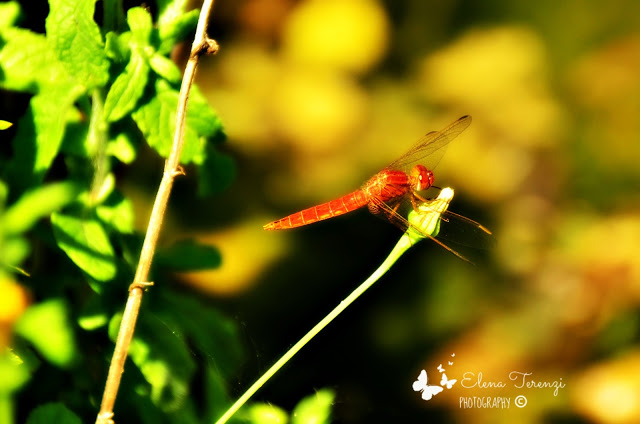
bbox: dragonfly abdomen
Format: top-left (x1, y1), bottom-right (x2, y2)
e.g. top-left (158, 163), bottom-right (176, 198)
top-left (264, 190), bottom-right (368, 230)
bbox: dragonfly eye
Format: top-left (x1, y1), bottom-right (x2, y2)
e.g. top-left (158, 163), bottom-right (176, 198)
top-left (412, 165), bottom-right (433, 191)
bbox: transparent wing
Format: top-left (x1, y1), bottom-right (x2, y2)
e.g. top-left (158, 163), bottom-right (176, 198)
top-left (369, 195), bottom-right (472, 262)
top-left (436, 209), bottom-right (495, 250)
top-left (386, 115), bottom-right (472, 172)
top-left (368, 189), bottom-right (493, 263)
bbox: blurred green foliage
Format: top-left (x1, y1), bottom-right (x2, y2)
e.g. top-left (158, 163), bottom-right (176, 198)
top-left (0, 0), bottom-right (320, 423)
top-left (2, 0), bottom-right (640, 423)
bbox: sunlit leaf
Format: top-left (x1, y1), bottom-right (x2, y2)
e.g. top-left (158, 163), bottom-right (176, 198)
top-left (127, 7), bottom-right (153, 45)
top-left (51, 211), bottom-right (117, 282)
top-left (156, 0), bottom-right (198, 55)
top-left (77, 294), bottom-right (109, 331)
top-left (104, 49), bottom-right (149, 122)
top-left (2, 181), bottom-right (82, 235)
top-left (106, 128), bottom-right (138, 164)
top-left (96, 191), bottom-right (135, 234)
top-left (0, 1), bottom-right (20, 29)
top-left (45, 0), bottom-right (109, 89)
top-left (291, 389), bottom-right (334, 424)
top-left (0, 351), bottom-right (30, 393)
top-left (132, 79), bottom-right (223, 164)
top-left (157, 0), bottom-right (189, 25)
top-left (2, 236), bottom-right (30, 271)
top-left (5, 86), bottom-right (83, 192)
top-left (149, 53), bottom-right (182, 83)
top-left (105, 31), bottom-right (132, 62)
top-left (247, 403), bottom-right (289, 424)
top-left (15, 299), bottom-right (78, 368)
top-left (0, 28), bottom-right (71, 93)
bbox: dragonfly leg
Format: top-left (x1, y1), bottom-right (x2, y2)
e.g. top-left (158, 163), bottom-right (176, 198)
top-left (412, 191), bottom-right (450, 222)
top-left (413, 192), bottom-right (435, 203)
top-left (368, 202), bottom-right (381, 215)
top-left (411, 192), bottom-right (434, 211)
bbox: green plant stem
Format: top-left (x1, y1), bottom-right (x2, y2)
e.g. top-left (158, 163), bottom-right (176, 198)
top-left (217, 188), bottom-right (457, 423)
top-left (215, 233), bottom-right (416, 424)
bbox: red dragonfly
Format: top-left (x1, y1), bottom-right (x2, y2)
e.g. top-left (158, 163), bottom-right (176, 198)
top-left (264, 115), bottom-right (491, 259)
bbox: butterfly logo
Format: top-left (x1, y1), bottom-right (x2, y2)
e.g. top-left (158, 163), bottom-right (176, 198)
top-left (412, 370), bottom-right (444, 401)
top-left (441, 373), bottom-right (457, 389)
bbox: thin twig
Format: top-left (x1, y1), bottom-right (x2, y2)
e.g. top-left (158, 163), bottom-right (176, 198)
top-left (95, 2), bottom-right (218, 423)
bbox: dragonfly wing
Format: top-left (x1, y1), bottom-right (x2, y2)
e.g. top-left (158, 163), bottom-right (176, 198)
top-left (369, 190), bottom-right (493, 262)
top-left (368, 195), bottom-right (473, 262)
top-left (386, 115), bottom-right (472, 172)
top-left (411, 190), bottom-right (494, 249)
top-left (436, 209), bottom-right (494, 250)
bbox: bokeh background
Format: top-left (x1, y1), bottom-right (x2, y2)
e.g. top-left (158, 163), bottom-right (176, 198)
top-left (68, 0), bottom-right (640, 422)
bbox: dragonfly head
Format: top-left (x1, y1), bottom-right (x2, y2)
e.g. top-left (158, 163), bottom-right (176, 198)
top-left (412, 164), bottom-right (434, 191)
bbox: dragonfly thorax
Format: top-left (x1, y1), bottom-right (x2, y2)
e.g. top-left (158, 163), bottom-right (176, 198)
top-left (411, 164), bottom-right (434, 191)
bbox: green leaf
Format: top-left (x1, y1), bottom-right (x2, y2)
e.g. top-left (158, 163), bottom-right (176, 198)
top-left (157, 10), bottom-right (199, 54)
top-left (291, 389), bottom-right (334, 424)
top-left (106, 128), bottom-right (138, 164)
top-left (15, 299), bottom-right (78, 368)
top-left (109, 312), bottom-right (196, 411)
top-left (0, 28), bottom-right (73, 93)
top-left (155, 239), bottom-right (221, 271)
top-left (45, 0), bottom-right (109, 89)
top-left (247, 403), bottom-right (289, 424)
top-left (127, 7), bottom-right (153, 45)
top-left (2, 236), bottom-right (30, 271)
top-left (132, 79), bottom-right (223, 164)
top-left (29, 88), bottom-right (80, 172)
top-left (26, 403), bottom-right (82, 424)
top-left (51, 211), bottom-right (117, 282)
top-left (0, 351), bottom-right (30, 393)
top-left (96, 191), bottom-right (134, 234)
top-left (5, 84), bottom-right (82, 192)
top-left (2, 181), bottom-right (82, 235)
top-left (187, 85), bottom-right (224, 142)
top-left (156, 0), bottom-right (198, 54)
top-left (77, 294), bottom-right (109, 330)
top-left (149, 53), bottom-right (182, 83)
top-left (90, 173), bottom-right (116, 206)
top-left (0, 1), bottom-right (20, 29)
top-left (0, 180), bottom-right (7, 206)
top-left (157, 0), bottom-right (189, 25)
top-left (105, 31), bottom-right (132, 62)
top-left (103, 49), bottom-right (150, 122)
top-left (197, 146), bottom-right (235, 197)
